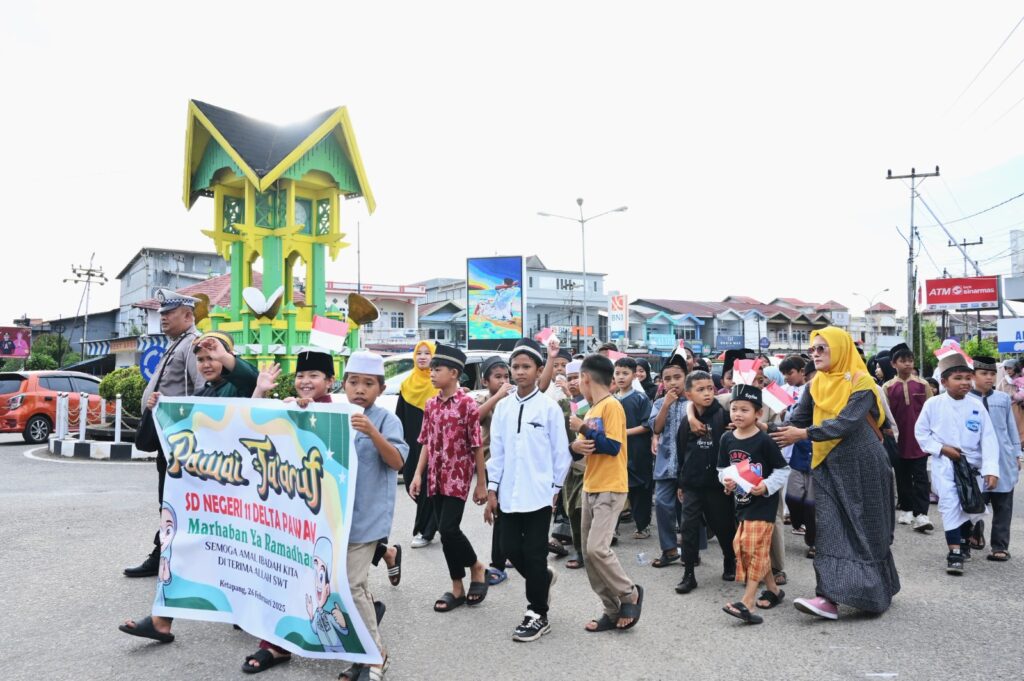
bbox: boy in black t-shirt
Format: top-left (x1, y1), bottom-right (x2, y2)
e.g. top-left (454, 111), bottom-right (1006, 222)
top-left (718, 385), bottom-right (790, 625)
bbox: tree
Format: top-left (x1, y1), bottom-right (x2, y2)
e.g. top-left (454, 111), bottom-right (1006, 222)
top-left (961, 336), bottom-right (1000, 361)
top-left (912, 315), bottom-right (942, 375)
top-left (30, 333), bottom-right (80, 368)
top-left (98, 366), bottom-right (146, 416)
top-left (25, 353), bottom-right (58, 370)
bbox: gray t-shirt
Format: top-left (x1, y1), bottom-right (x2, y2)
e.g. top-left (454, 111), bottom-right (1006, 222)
top-left (349, 404), bottom-right (408, 543)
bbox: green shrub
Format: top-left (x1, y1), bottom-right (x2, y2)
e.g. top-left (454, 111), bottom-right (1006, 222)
top-left (25, 353), bottom-right (57, 370)
top-left (99, 366), bottom-right (147, 416)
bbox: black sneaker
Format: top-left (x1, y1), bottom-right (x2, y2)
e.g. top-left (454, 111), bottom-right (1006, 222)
top-left (123, 552), bottom-right (159, 578)
top-left (946, 551), bottom-right (964, 575)
top-left (960, 542), bottom-right (972, 561)
top-left (512, 610), bottom-right (550, 642)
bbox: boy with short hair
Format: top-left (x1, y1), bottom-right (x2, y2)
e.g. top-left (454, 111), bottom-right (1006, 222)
top-left (614, 357), bottom-right (654, 539)
top-left (649, 352), bottom-right (688, 566)
top-left (675, 370), bottom-right (735, 594)
top-left (970, 356), bottom-right (1022, 561)
top-left (563, 359), bottom-right (590, 569)
top-left (475, 356), bottom-right (514, 585)
top-left (409, 345), bottom-right (489, 610)
top-left (572, 354), bottom-right (643, 632)
top-left (486, 338), bottom-right (571, 641)
top-left (883, 343), bottom-right (934, 532)
top-left (914, 353), bottom-right (1000, 575)
top-left (719, 385), bottom-right (789, 624)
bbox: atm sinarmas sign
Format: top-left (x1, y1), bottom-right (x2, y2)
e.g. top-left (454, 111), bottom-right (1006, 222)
top-left (924, 276), bottom-right (999, 311)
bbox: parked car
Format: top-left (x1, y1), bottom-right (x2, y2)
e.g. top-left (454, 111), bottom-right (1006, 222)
top-left (335, 350), bottom-right (511, 412)
top-left (0, 371), bottom-right (109, 443)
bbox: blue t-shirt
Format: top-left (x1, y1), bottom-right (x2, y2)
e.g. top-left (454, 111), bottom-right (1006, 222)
top-left (649, 396), bottom-right (688, 480)
top-left (349, 404), bottom-right (408, 543)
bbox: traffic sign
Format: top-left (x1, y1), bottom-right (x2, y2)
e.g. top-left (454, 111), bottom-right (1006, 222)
top-left (759, 337), bottom-right (770, 349)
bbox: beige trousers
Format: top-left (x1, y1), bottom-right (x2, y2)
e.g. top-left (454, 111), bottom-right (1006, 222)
top-left (581, 491), bottom-right (635, 617)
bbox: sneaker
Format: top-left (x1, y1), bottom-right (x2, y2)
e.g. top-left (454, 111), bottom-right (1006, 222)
top-left (946, 551), bottom-right (964, 575)
top-left (633, 528), bottom-right (651, 540)
top-left (547, 565), bottom-right (558, 605)
top-left (410, 534), bottom-right (431, 549)
top-left (897, 510), bottom-right (913, 525)
top-left (912, 515), bottom-right (934, 533)
top-left (793, 596), bottom-right (838, 620)
top-left (791, 526), bottom-right (806, 536)
top-left (512, 610), bottom-right (550, 642)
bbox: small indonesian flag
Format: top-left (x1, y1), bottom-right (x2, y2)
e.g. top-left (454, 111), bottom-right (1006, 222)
top-left (535, 327), bottom-right (556, 344)
top-left (732, 358), bottom-right (763, 386)
top-left (722, 460), bottom-right (763, 494)
top-left (934, 342), bottom-right (972, 369)
top-left (762, 382), bottom-right (795, 413)
top-left (607, 350), bottom-right (627, 361)
top-left (310, 316), bottom-right (349, 352)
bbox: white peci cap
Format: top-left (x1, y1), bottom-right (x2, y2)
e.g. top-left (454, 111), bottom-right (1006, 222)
top-left (346, 350), bottom-right (385, 376)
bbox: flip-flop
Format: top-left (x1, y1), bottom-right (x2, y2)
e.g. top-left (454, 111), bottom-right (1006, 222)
top-left (373, 600), bottom-right (386, 624)
top-left (723, 601), bottom-right (763, 624)
top-left (118, 616), bottom-right (175, 643)
top-left (467, 580), bottom-right (489, 606)
top-left (987, 551), bottom-right (1011, 562)
top-left (772, 570), bottom-right (788, 586)
top-left (433, 591), bottom-right (467, 612)
top-left (242, 648), bottom-right (291, 674)
top-left (969, 521), bottom-right (986, 551)
top-left (338, 664), bottom-right (365, 681)
top-left (486, 567), bottom-right (508, 585)
top-left (566, 554), bottom-right (585, 570)
top-left (547, 539), bottom-right (568, 558)
top-left (584, 614), bottom-right (617, 632)
top-left (387, 544), bottom-right (402, 586)
top-left (617, 584), bottom-right (644, 630)
top-left (756, 589), bottom-right (785, 610)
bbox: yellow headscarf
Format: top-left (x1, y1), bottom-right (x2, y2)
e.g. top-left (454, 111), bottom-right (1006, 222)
top-left (808, 327), bottom-right (884, 468)
top-left (399, 340), bottom-right (438, 410)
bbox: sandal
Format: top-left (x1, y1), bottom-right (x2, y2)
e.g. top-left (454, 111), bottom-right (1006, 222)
top-left (433, 591), bottom-right (466, 612)
top-left (651, 551), bottom-right (680, 568)
top-left (722, 601), bottom-right (763, 624)
top-left (387, 545), bottom-right (402, 586)
top-left (242, 648), bottom-right (291, 674)
top-left (756, 589), bottom-right (785, 610)
top-left (365, 655), bottom-right (391, 681)
top-left (987, 551), bottom-right (1011, 562)
top-left (118, 616), bottom-right (175, 643)
top-left (486, 567), bottom-right (508, 585)
top-left (772, 570), bottom-right (788, 586)
top-left (338, 664), bottom-right (364, 681)
top-left (585, 614), bottom-right (617, 632)
top-left (374, 600), bottom-right (386, 625)
top-left (566, 554), bottom-right (585, 570)
top-left (806, 547), bottom-right (816, 559)
top-left (969, 521), bottom-right (986, 551)
top-left (547, 539), bottom-right (568, 558)
top-left (617, 584), bottom-right (644, 630)
top-left (467, 581), bottom-right (488, 606)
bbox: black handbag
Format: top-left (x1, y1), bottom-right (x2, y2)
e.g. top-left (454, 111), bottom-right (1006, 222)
top-left (133, 336), bottom-right (188, 452)
top-left (952, 457), bottom-right (986, 515)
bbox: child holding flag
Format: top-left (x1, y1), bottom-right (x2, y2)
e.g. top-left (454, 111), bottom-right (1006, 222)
top-left (719, 385), bottom-right (790, 624)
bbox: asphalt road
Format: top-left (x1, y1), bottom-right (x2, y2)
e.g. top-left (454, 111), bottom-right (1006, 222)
top-left (1, 434), bottom-right (1022, 681)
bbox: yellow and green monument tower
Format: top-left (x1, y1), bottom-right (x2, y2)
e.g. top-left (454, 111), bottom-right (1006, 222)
top-left (181, 100), bottom-right (375, 372)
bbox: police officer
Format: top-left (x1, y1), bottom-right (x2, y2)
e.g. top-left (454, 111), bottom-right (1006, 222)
top-left (123, 289), bottom-right (205, 578)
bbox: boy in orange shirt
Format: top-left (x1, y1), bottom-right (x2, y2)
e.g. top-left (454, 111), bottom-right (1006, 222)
top-left (571, 354), bottom-right (643, 632)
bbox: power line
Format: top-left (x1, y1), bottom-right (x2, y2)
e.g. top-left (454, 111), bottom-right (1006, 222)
top-left (916, 188), bottom-right (1024, 227)
top-left (947, 13), bottom-right (1024, 114)
top-left (992, 89), bottom-right (1024, 124)
top-left (969, 51), bottom-right (1024, 119)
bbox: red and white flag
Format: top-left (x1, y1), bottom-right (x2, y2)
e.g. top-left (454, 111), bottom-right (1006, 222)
top-left (732, 358), bottom-right (763, 386)
top-left (762, 382), bottom-right (795, 413)
top-left (310, 316), bottom-right (349, 352)
top-left (934, 341), bottom-right (972, 369)
top-left (722, 460), bottom-right (764, 493)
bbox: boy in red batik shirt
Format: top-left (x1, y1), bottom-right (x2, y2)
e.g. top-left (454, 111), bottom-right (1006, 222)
top-left (409, 344), bottom-right (489, 612)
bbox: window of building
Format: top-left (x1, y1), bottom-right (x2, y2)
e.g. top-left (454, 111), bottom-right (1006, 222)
top-left (544, 313), bottom-right (549, 327)
top-left (529, 276), bottom-right (534, 288)
top-left (390, 312), bottom-right (405, 329)
top-left (681, 328), bottom-right (698, 341)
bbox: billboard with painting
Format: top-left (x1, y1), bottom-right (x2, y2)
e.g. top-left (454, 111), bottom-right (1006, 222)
top-left (0, 327), bottom-right (31, 358)
top-left (467, 256), bottom-right (525, 350)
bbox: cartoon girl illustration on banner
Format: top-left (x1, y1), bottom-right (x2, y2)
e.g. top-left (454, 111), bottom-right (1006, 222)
top-left (156, 503), bottom-right (177, 602)
top-left (307, 537), bottom-right (350, 652)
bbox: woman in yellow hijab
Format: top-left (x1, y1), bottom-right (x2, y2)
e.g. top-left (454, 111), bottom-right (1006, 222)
top-left (397, 340), bottom-right (440, 547)
top-left (772, 327), bottom-right (900, 620)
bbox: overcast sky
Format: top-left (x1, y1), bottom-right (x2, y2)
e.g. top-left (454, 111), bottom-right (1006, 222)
top-left (4, 1), bottom-right (1024, 329)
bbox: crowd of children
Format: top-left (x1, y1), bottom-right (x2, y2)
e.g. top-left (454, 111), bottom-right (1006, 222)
top-left (119, 327), bottom-right (1024, 677)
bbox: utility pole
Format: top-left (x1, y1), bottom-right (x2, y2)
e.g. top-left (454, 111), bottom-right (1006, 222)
top-left (63, 253), bottom-right (108, 357)
top-left (887, 166), bottom-right (939, 360)
top-left (948, 237), bottom-right (984, 343)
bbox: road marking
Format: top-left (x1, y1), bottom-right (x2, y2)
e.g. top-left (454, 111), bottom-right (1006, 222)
top-left (23, 446), bottom-right (148, 466)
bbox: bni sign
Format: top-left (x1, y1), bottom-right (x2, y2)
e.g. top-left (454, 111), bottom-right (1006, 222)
top-left (924, 276), bottom-right (999, 311)
top-left (609, 294), bottom-right (628, 340)
top-left (997, 318), bottom-right (1024, 354)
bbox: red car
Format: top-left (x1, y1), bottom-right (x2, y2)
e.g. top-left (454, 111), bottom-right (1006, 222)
top-left (0, 371), bottom-right (109, 444)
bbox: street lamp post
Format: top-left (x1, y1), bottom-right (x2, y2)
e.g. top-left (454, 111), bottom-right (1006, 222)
top-left (538, 199), bottom-right (627, 349)
top-left (853, 287), bottom-right (890, 353)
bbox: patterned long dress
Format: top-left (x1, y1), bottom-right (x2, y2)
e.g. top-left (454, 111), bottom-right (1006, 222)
top-left (789, 388), bottom-right (901, 613)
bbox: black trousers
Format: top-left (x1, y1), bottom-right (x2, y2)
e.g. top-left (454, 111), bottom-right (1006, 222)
top-left (500, 506), bottom-right (553, 616)
top-left (785, 470), bottom-right (816, 549)
top-left (984, 491), bottom-right (1014, 552)
top-left (411, 470), bottom-right (438, 540)
top-left (431, 495), bottom-right (477, 580)
top-left (628, 483), bottom-right (653, 532)
top-left (895, 456), bottom-right (930, 516)
top-left (569, 508), bottom-right (583, 557)
top-left (680, 486), bottom-right (736, 568)
top-left (151, 446), bottom-right (168, 557)
top-left (490, 509), bottom-right (507, 570)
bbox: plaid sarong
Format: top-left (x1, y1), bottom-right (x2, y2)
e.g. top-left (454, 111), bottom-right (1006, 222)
top-left (732, 519), bottom-right (774, 583)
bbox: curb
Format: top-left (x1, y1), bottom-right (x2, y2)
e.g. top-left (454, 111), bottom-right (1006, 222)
top-left (48, 437), bottom-right (154, 461)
